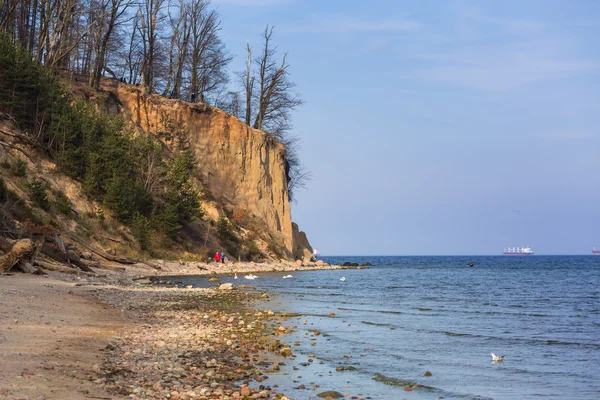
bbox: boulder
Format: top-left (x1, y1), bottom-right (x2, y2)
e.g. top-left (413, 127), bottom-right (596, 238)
top-left (218, 283), bottom-right (234, 290)
top-left (292, 222), bottom-right (314, 260)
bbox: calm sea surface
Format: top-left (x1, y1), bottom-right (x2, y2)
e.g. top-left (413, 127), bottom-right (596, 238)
top-left (178, 256), bottom-right (600, 399)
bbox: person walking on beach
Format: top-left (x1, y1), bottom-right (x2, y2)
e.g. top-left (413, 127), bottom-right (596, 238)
top-left (220, 252), bottom-right (226, 264)
top-left (214, 251), bottom-right (221, 263)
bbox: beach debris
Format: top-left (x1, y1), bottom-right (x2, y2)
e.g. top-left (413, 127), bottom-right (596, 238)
top-left (490, 353), bottom-right (505, 362)
top-left (0, 238), bottom-right (42, 274)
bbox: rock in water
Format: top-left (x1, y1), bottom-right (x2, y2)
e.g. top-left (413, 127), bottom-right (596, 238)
top-left (317, 391), bottom-right (344, 398)
top-left (218, 283), bottom-right (234, 290)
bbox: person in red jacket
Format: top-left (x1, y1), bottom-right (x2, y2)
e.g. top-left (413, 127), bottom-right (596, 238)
top-left (214, 252), bottom-right (221, 263)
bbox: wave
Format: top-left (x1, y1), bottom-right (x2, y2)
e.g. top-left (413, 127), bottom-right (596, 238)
top-left (337, 307), bottom-right (403, 315)
top-left (361, 321), bottom-right (394, 327)
top-left (445, 331), bottom-right (471, 337)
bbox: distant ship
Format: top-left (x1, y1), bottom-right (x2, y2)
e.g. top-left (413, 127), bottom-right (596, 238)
top-left (503, 246), bottom-right (534, 256)
top-left (593, 247), bottom-right (600, 255)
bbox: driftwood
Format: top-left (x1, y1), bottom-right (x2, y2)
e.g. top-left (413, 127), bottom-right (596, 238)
top-left (0, 238), bottom-right (42, 273)
top-left (40, 244), bottom-right (95, 273)
top-left (34, 259), bottom-right (95, 276)
top-left (65, 233), bottom-right (160, 269)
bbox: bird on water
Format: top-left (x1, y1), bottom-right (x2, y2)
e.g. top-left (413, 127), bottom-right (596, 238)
top-left (490, 353), bottom-right (505, 362)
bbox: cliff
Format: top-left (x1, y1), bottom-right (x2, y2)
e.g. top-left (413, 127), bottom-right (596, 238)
top-left (103, 83), bottom-right (298, 256)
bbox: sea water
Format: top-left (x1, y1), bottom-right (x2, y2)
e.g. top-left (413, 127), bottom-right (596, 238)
top-left (179, 256), bottom-right (600, 399)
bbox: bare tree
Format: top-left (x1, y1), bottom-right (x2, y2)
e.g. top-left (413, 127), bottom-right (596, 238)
top-left (214, 90), bottom-right (240, 118)
top-left (237, 25), bottom-right (308, 199)
top-left (88, 0), bottom-right (132, 90)
top-left (123, 14), bottom-right (142, 83)
top-left (188, 0), bottom-right (230, 103)
top-left (252, 25), bottom-right (303, 139)
top-left (162, 0), bottom-right (190, 98)
top-left (138, 0), bottom-right (166, 92)
top-left (241, 43), bottom-right (254, 125)
top-left (44, 0), bottom-right (87, 68)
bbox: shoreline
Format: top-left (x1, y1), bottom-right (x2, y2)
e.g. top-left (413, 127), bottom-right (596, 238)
top-left (120, 259), bottom-right (350, 279)
top-left (1, 261), bottom-right (355, 400)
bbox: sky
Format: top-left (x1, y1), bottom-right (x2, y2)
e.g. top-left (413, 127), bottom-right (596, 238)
top-left (211, 0), bottom-right (600, 255)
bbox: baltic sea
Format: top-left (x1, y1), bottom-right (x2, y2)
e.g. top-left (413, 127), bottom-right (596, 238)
top-left (181, 256), bottom-right (600, 399)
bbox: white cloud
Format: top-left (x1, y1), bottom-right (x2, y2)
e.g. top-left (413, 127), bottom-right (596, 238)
top-left (211, 0), bottom-right (292, 6)
top-left (286, 14), bottom-right (422, 34)
top-left (412, 41), bottom-right (599, 91)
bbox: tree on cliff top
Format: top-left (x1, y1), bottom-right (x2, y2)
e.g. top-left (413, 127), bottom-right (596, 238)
top-left (238, 25), bottom-right (308, 201)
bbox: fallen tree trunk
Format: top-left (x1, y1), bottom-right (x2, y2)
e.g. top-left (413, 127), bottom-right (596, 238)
top-left (65, 233), bottom-right (160, 269)
top-left (40, 244), bottom-right (95, 273)
top-left (34, 259), bottom-right (95, 276)
top-left (0, 238), bottom-right (42, 273)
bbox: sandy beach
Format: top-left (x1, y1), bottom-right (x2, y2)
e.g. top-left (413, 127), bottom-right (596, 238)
top-left (0, 260), bottom-right (358, 400)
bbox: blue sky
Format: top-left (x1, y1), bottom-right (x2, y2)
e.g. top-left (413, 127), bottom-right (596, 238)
top-left (212, 0), bottom-right (600, 255)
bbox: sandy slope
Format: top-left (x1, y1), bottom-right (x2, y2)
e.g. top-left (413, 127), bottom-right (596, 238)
top-left (0, 273), bottom-right (129, 400)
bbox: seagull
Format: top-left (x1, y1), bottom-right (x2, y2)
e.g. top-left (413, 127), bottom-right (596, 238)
top-left (244, 274), bottom-right (257, 280)
top-left (490, 353), bottom-right (505, 362)
top-left (340, 277), bottom-right (346, 282)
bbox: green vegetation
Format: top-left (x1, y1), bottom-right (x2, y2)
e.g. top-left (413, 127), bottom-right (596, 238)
top-left (217, 217), bottom-right (241, 258)
top-left (14, 159), bottom-right (26, 177)
top-left (132, 213), bottom-right (152, 251)
top-left (26, 180), bottom-right (51, 211)
top-left (53, 192), bottom-right (72, 215)
top-left (0, 177), bottom-right (8, 201)
top-left (0, 34), bottom-right (203, 249)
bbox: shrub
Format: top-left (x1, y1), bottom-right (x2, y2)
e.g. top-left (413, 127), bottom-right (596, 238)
top-left (0, 177), bottom-right (7, 201)
top-left (14, 159), bottom-right (26, 176)
top-left (267, 235), bottom-right (285, 259)
top-left (231, 208), bottom-right (248, 226)
top-left (54, 192), bottom-right (72, 215)
top-left (26, 179), bottom-right (50, 210)
top-left (243, 238), bottom-right (263, 261)
top-left (217, 217), bottom-right (240, 258)
top-left (132, 213), bottom-right (152, 251)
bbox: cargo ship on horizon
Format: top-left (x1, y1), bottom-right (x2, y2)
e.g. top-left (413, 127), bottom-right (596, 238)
top-left (503, 246), bottom-right (534, 256)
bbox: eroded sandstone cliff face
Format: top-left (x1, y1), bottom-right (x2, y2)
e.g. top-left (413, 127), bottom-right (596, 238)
top-left (110, 85), bottom-right (294, 254)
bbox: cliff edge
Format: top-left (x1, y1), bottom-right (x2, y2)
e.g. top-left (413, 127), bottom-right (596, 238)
top-left (102, 82), bottom-right (310, 258)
